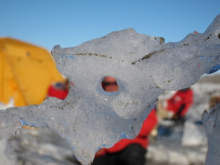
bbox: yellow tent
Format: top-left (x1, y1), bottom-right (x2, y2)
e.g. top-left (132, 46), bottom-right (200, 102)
top-left (0, 37), bottom-right (65, 107)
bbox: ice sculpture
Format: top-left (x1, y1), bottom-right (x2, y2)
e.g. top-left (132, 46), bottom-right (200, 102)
top-left (203, 104), bottom-right (220, 165)
top-left (0, 14), bottom-right (220, 164)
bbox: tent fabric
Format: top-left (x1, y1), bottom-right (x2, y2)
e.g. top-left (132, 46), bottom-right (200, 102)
top-left (0, 37), bottom-right (65, 107)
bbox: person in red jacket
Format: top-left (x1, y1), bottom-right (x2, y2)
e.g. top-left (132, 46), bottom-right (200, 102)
top-left (92, 109), bottom-right (158, 165)
top-left (48, 78), bottom-right (70, 100)
top-left (156, 88), bottom-right (193, 121)
top-left (92, 76), bottom-right (157, 164)
top-left (166, 87), bottom-right (193, 120)
top-left (156, 88), bottom-right (193, 137)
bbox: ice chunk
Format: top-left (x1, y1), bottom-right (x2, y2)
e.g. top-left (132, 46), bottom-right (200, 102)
top-left (8, 128), bottom-right (81, 165)
top-left (0, 14), bottom-right (220, 164)
top-left (203, 104), bottom-right (220, 165)
top-left (0, 140), bottom-right (16, 165)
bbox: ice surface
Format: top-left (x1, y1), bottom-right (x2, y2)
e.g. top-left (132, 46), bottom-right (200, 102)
top-left (203, 104), bottom-right (220, 165)
top-left (0, 14), bottom-right (220, 164)
top-left (0, 140), bottom-right (16, 165)
top-left (8, 128), bottom-right (81, 165)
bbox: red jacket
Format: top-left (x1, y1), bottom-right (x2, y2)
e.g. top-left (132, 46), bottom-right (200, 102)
top-left (48, 85), bottom-right (68, 100)
top-left (95, 109), bottom-right (158, 157)
top-left (166, 88), bottom-right (193, 117)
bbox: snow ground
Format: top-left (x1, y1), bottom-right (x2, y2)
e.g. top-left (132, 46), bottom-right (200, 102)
top-left (147, 139), bottom-right (207, 165)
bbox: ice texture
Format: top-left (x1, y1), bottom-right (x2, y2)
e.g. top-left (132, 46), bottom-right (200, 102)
top-left (8, 128), bottom-right (81, 165)
top-left (0, 14), bottom-right (220, 164)
top-left (203, 104), bottom-right (220, 165)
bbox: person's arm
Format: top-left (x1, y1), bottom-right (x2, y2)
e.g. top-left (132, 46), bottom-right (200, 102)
top-left (173, 104), bottom-right (185, 120)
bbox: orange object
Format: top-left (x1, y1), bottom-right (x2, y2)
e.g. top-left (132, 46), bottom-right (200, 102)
top-left (0, 37), bottom-right (65, 107)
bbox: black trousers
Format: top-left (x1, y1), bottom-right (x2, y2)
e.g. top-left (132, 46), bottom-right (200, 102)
top-left (92, 144), bottom-right (147, 165)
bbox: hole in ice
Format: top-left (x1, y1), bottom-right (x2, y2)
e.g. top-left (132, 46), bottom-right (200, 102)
top-left (101, 76), bottom-right (119, 93)
top-left (218, 33), bottom-right (220, 39)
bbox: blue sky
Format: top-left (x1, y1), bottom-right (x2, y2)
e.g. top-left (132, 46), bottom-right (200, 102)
top-left (1, 0), bottom-right (220, 51)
